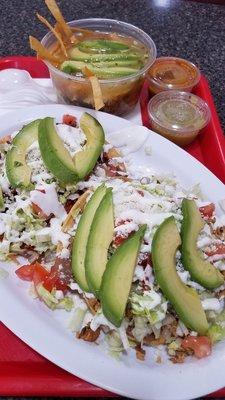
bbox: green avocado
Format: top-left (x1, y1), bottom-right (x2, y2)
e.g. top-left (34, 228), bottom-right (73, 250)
top-left (38, 113), bottom-right (104, 184)
top-left (101, 225), bottom-right (147, 327)
top-left (72, 184), bottom-right (107, 292)
top-left (74, 112), bottom-right (105, 179)
top-left (38, 117), bottom-right (78, 184)
top-left (78, 39), bottom-right (130, 54)
top-left (152, 216), bottom-right (209, 335)
top-left (61, 60), bottom-right (139, 79)
top-left (68, 47), bottom-right (139, 63)
top-left (5, 119), bottom-right (40, 188)
top-left (0, 186), bottom-right (4, 210)
top-left (85, 188), bottom-right (114, 297)
top-left (181, 199), bottom-right (224, 290)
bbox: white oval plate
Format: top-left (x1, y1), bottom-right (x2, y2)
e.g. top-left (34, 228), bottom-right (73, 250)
top-left (0, 104), bottom-right (225, 400)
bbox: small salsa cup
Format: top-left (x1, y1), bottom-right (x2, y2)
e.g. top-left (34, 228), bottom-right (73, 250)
top-left (147, 57), bottom-right (200, 96)
top-left (148, 90), bottom-right (211, 146)
top-left (41, 18), bottom-right (157, 116)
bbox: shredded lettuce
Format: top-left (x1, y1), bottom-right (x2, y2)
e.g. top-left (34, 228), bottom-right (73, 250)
top-left (36, 284), bottom-right (73, 311)
top-left (68, 308), bottom-right (87, 332)
top-left (105, 331), bottom-right (124, 359)
top-left (36, 284), bottom-right (59, 308)
top-left (132, 316), bottom-right (150, 342)
top-left (208, 324), bottom-right (225, 343)
top-left (130, 291), bottom-right (167, 328)
top-left (56, 297), bottom-right (74, 311)
top-left (207, 310), bottom-right (225, 343)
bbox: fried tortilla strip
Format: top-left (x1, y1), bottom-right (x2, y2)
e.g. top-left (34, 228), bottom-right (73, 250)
top-left (56, 190), bottom-right (91, 253)
top-left (76, 325), bottom-right (101, 342)
top-left (36, 13), bottom-right (67, 57)
top-left (45, 0), bottom-right (76, 42)
top-left (84, 296), bottom-right (101, 314)
top-left (82, 66), bottom-right (104, 111)
top-left (0, 135), bottom-right (11, 144)
top-left (135, 345), bottom-right (146, 361)
top-left (29, 36), bottom-right (61, 64)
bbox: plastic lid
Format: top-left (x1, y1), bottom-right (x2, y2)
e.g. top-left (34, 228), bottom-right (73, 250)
top-left (148, 91), bottom-right (211, 133)
top-left (147, 57), bottom-right (200, 91)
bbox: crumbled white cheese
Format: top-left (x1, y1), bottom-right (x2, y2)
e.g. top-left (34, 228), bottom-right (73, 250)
top-left (201, 298), bottom-right (223, 312)
top-left (30, 183), bottom-right (67, 220)
top-left (26, 141), bottom-right (53, 185)
top-left (0, 175), bottom-right (9, 193)
top-left (56, 124), bottom-right (86, 157)
top-left (60, 248), bottom-right (70, 259)
top-left (197, 237), bottom-right (213, 248)
top-left (177, 270), bottom-right (190, 284)
top-left (90, 310), bottom-right (116, 332)
top-left (50, 218), bottom-right (70, 247)
top-left (55, 290), bottom-right (64, 300)
top-left (69, 282), bottom-right (95, 298)
top-left (0, 220), bottom-right (6, 235)
top-left (133, 265), bottom-right (145, 281)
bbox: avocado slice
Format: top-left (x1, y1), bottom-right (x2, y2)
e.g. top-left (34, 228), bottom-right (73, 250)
top-left (101, 225), bottom-right (147, 327)
top-left (72, 184), bottom-right (107, 292)
top-left (181, 199), bottom-right (224, 290)
top-left (85, 188), bottom-right (114, 297)
top-left (5, 119), bottom-right (40, 188)
top-left (38, 117), bottom-right (78, 184)
top-left (68, 47), bottom-right (139, 63)
top-left (0, 186), bottom-right (4, 210)
top-left (78, 39), bottom-right (130, 54)
top-left (152, 216), bottom-right (209, 335)
top-left (61, 60), bottom-right (139, 79)
top-left (38, 113), bottom-right (104, 184)
top-left (74, 112), bottom-right (105, 179)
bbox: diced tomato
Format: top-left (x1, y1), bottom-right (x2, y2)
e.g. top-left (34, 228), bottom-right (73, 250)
top-left (205, 243), bottom-right (225, 257)
top-left (199, 203), bottom-right (215, 219)
top-left (113, 219), bottom-right (133, 247)
top-left (43, 257), bottom-right (72, 293)
top-left (15, 263), bottom-right (49, 286)
top-left (181, 336), bottom-right (212, 359)
top-left (31, 202), bottom-right (48, 219)
top-left (62, 114), bottom-right (77, 127)
top-left (113, 235), bottom-right (127, 247)
top-left (32, 263), bottom-right (50, 288)
top-left (15, 264), bottom-right (36, 281)
top-left (137, 190), bottom-right (144, 197)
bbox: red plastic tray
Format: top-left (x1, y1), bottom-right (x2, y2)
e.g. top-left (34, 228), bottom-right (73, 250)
top-left (0, 56), bottom-right (225, 398)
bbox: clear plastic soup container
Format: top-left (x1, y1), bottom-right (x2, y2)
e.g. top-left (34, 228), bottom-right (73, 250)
top-left (41, 18), bottom-right (157, 116)
top-left (147, 57), bottom-right (200, 95)
top-left (148, 91), bottom-right (211, 146)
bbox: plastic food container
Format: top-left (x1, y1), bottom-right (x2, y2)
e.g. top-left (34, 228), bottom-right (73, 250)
top-left (148, 91), bottom-right (211, 146)
top-left (41, 18), bottom-right (156, 116)
top-left (147, 57), bottom-right (200, 95)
